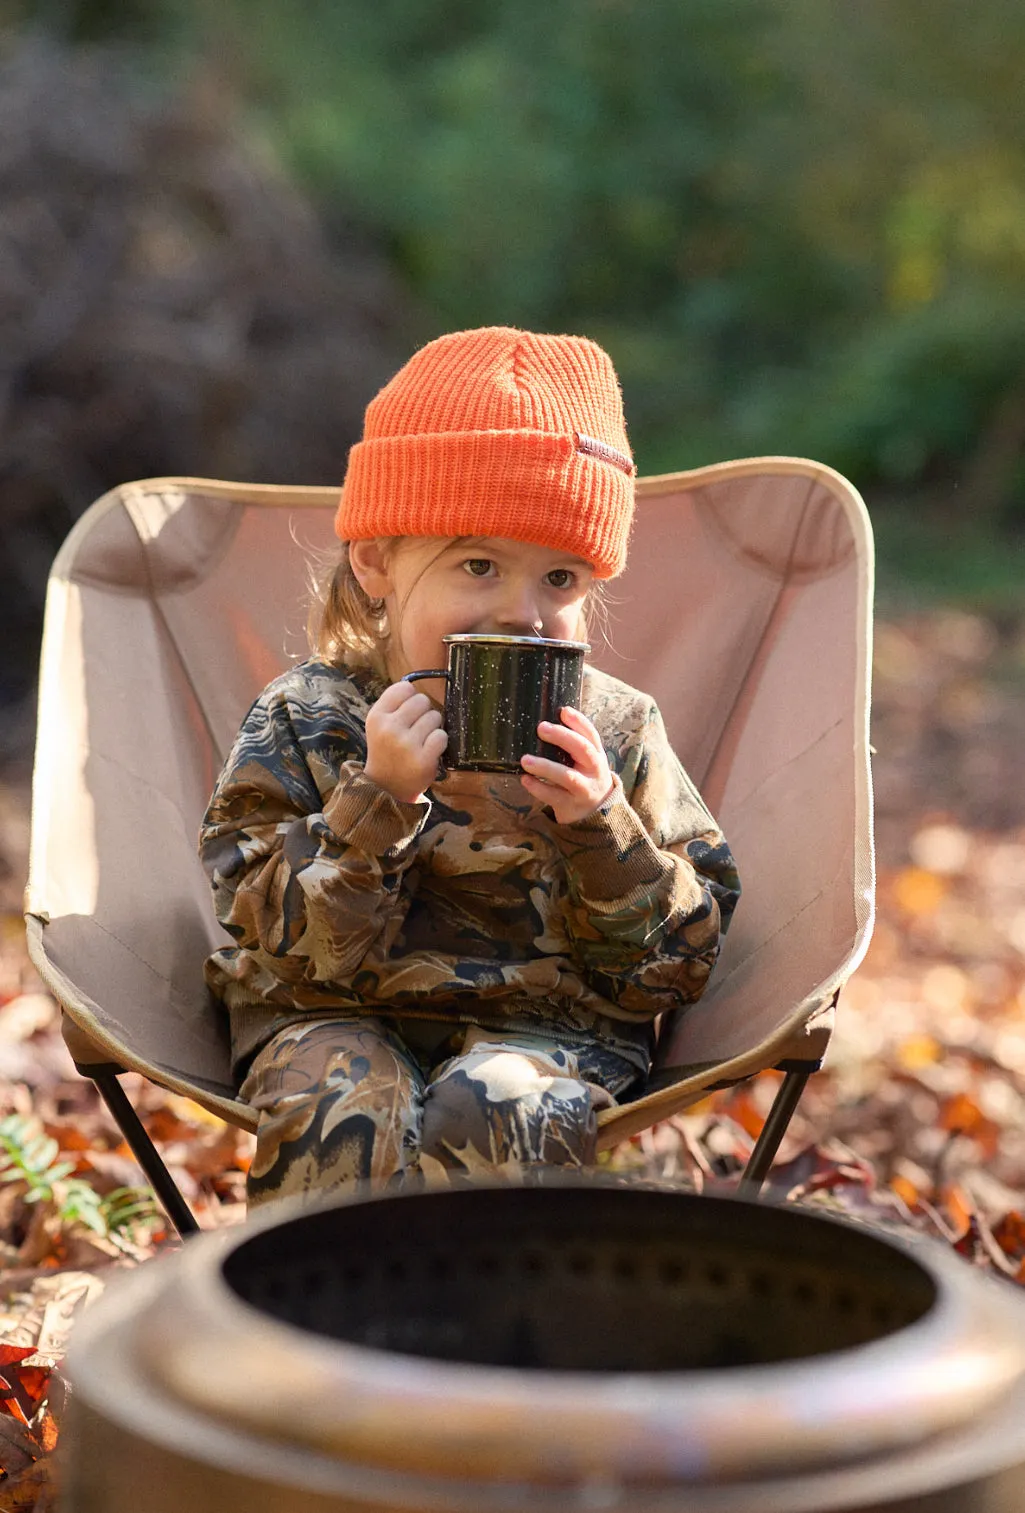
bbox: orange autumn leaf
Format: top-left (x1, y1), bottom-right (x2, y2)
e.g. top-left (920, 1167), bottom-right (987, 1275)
top-left (12, 1366), bottom-right (51, 1409)
top-left (720, 1087), bottom-right (765, 1141)
top-left (144, 1107), bottom-right (196, 1143)
top-left (161, 1093), bottom-right (227, 1131)
top-left (0, 1394), bottom-right (31, 1427)
top-left (938, 1092), bottom-right (1002, 1159)
top-left (941, 1183), bottom-right (975, 1237)
top-left (0, 1348), bottom-right (53, 1431)
top-left (890, 1174), bottom-right (921, 1209)
top-left (0, 1346), bottom-right (36, 1371)
top-left (41, 1122), bottom-right (92, 1152)
top-left (938, 1091), bottom-right (985, 1135)
top-left (0, 1356), bottom-right (35, 1430)
top-left (896, 1034), bottom-right (941, 1071)
top-left (991, 1211), bottom-right (1025, 1263)
top-left (891, 865), bottom-right (949, 917)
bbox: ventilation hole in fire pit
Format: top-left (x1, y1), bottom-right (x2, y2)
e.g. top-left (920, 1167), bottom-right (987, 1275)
top-left (659, 1256), bottom-right (687, 1287)
top-left (612, 1253), bottom-right (638, 1282)
top-left (427, 1254), bottom-right (452, 1283)
top-left (222, 1186), bottom-right (938, 1373)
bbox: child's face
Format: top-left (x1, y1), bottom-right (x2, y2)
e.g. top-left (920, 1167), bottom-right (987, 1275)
top-left (352, 536), bottom-right (595, 683)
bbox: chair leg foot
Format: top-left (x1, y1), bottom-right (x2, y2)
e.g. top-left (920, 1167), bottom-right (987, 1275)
top-left (92, 1071), bottom-right (201, 1238)
top-left (737, 1068), bottom-right (813, 1198)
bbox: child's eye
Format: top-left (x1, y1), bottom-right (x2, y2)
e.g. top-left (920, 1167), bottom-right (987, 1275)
top-left (463, 558), bottom-right (495, 577)
top-left (545, 568), bottom-right (574, 589)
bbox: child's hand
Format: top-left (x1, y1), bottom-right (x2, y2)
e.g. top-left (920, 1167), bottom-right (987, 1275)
top-left (364, 681), bottom-right (448, 803)
top-left (520, 706), bottom-right (615, 824)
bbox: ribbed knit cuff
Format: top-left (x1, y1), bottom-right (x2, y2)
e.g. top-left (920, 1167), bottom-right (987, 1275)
top-left (549, 777), bottom-right (673, 904)
top-left (322, 762), bottom-right (430, 860)
top-left (337, 430), bottom-right (632, 579)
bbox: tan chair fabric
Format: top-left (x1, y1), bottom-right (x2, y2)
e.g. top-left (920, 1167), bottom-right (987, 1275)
top-left (25, 461), bottom-right (875, 1147)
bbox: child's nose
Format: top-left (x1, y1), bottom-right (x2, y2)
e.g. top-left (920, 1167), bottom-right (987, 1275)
top-left (494, 582), bottom-right (544, 636)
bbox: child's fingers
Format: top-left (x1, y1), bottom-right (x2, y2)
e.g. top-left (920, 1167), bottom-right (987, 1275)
top-left (520, 770), bottom-right (566, 801)
top-left (537, 720), bottom-right (604, 774)
top-left (389, 691), bottom-right (438, 729)
top-left (521, 765), bottom-right (615, 823)
top-left (373, 680), bottom-right (423, 713)
top-left (376, 681), bottom-right (444, 720)
top-left (521, 752), bottom-right (591, 792)
top-left (558, 706), bottom-right (604, 749)
top-left (413, 714), bottom-right (447, 751)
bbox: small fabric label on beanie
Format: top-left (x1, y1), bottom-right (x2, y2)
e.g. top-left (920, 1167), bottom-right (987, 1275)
top-left (575, 433), bottom-right (635, 475)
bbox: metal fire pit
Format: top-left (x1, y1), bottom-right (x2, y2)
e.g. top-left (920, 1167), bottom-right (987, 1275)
top-left (63, 1181), bottom-right (1025, 1511)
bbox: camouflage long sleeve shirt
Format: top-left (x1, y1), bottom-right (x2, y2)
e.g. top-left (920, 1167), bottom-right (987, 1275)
top-left (199, 659), bottom-right (740, 1079)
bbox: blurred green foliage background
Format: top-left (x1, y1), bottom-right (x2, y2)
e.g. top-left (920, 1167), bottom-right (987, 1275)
top-left (170, 3), bottom-right (1025, 501)
top-left (3, 0), bottom-right (1025, 663)
top-left (234, 0), bottom-right (1025, 503)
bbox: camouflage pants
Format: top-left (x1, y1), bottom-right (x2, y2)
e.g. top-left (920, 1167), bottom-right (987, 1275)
top-left (239, 1016), bottom-right (637, 1209)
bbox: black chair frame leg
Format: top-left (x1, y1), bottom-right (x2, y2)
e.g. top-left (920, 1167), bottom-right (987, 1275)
top-left (737, 1067), bottom-right (813, 1197)
top-left (92, 1070), bottom-right (200, 1238)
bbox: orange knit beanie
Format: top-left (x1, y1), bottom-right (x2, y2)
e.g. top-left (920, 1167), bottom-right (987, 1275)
top-left (334, 326), bottom-right (635, 578)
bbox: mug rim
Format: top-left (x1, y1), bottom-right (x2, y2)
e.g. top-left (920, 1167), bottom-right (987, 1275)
top-left (441, 633), bottom-right (591, 652)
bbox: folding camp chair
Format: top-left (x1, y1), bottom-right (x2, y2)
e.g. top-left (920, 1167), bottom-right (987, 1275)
top-left (25, 460), bottom-right (875, 1236)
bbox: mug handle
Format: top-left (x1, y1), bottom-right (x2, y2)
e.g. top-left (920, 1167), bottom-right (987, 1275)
top-left (400, 669), bottom-right (450, 781)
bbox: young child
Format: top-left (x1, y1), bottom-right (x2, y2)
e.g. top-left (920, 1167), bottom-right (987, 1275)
top-left (199, 326), bottom-right (740, 1207)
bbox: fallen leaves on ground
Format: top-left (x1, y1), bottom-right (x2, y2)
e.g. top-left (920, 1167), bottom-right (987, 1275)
top-left (0, 606), bottom-right (1024, 1506)
top-left (0, 901), bottom-right (252, 1508)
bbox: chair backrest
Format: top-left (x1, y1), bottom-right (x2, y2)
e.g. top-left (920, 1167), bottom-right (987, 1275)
top-left (595, 461), bottom-right (874, 1140)
top-left (25, 462), bottom-right (874, 1135)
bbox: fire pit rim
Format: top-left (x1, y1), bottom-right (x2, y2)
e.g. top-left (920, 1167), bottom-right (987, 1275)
top-left (126, 1182), bottom-right (1025, 1489)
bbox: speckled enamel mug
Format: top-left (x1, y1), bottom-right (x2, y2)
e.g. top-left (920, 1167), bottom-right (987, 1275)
top-left (403, 633), bottom-right (589, 773)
